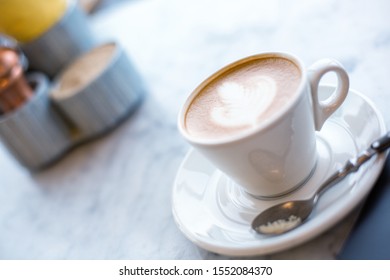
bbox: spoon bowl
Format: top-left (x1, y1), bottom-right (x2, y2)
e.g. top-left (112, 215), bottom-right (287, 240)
top-left (251, 200), bottom-right (313, 234)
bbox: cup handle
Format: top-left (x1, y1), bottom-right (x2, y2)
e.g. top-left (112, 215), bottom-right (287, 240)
top-left (308, 59), bottom-right (349, 131)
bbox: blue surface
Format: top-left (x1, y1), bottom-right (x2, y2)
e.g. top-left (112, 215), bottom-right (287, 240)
top-left (338, 154), bottom-right (390, 259)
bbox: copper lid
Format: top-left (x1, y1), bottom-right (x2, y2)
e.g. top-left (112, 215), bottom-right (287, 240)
top-left (0, 48), bottom-right (32, 113)
top-left (0, 48), bottom-right (22, 87)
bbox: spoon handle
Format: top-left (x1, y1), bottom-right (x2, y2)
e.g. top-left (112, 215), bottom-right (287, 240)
top-left (315, 131), bottom-right (390, 199)
top-left (371, 131), bottom-right (390, 153)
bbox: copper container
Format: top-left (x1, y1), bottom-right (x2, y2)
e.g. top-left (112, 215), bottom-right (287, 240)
top-left (0, 48), bottom-right (33, 113)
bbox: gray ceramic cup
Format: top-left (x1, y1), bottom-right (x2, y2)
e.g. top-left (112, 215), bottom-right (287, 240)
top-left (0, 73), bottom-right (72, 170)
top-left (50, 42), bottom-right (145, 140)
top-left (21, 0), bottom-right (95, 78)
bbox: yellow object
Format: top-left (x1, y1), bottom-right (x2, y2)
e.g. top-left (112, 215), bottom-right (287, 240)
top-left (0, 0), bottom-right (68, 43)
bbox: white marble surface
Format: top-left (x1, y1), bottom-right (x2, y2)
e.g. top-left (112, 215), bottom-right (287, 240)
top-left (1, 0), bottom-right (389, 259)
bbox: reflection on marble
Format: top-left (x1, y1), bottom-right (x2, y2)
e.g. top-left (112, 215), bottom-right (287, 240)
top-left (0, 0), bottom-right (389, 259)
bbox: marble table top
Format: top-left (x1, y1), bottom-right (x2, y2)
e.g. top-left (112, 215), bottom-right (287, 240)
top-left (1, 0), bottom-right (389, 259)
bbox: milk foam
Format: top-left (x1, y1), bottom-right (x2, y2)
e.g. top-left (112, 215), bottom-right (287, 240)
top-left (211, 77), bottom-right (276, 128)
top-left (184, 56), bottom-right (301, 140)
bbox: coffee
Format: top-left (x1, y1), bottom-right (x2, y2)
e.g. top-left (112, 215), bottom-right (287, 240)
top-left (184, 56), bottom-right (301, 140)
top-left (51, 43), bottom-right (116, 99)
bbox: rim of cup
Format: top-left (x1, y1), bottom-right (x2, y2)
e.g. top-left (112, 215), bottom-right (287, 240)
top-left (50, 41), bottom-right (120, 101)
top-left (178, 52), bottom-right (308, 146)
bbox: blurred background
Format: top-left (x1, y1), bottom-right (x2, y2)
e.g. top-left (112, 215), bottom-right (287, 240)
top-left (0, 0), bottom-right (389, 260)
top-left (79, 0), bottom-right (136, 13)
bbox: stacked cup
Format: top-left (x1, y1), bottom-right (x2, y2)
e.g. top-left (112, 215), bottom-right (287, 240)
top-left (0, 0), bottom-right (145, 170)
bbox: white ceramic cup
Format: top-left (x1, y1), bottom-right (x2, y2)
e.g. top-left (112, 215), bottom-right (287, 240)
top-left (178, 52), bottom-right (349, 198)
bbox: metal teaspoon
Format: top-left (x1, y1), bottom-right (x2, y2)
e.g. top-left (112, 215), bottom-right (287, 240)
top-left (251, 131), bottom-right (390, 235)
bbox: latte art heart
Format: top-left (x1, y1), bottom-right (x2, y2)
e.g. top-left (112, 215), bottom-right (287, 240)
top-left (211, 77), bottom-right (276, 128)
top-left (184, 56), bottom-right (301, 139)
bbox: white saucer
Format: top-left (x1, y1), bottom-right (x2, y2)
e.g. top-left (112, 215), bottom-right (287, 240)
top-left (172, 85), bottom-right (387, 257)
